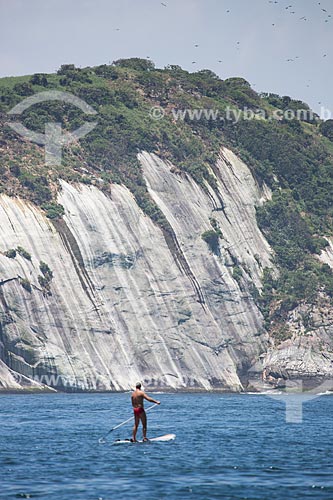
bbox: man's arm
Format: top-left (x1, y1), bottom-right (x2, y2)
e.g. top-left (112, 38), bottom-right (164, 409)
top-left (143, 392), bottom-right (160, 404)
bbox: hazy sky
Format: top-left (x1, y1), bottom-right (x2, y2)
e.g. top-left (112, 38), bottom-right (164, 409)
top-left (1, 0), bottom-right (332, 116)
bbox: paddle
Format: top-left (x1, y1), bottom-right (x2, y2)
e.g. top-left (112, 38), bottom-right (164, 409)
top-left (98, 403), bottom-right (159, 443)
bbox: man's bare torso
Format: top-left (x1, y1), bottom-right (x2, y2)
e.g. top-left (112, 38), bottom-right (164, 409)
top-left (132, 389), bottom-right (145, 408)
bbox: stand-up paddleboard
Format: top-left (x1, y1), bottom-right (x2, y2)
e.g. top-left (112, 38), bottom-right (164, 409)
top-left (113, 433), bottom-right (176, 445)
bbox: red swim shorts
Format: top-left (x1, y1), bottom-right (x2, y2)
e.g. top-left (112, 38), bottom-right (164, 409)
top-left (133, 407), bottom-right (144, 416)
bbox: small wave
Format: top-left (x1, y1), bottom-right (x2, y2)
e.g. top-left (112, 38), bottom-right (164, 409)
top-left (243, 391), bottom-right (283, 395)
top-left (245, 390), bottom-right (333, 397)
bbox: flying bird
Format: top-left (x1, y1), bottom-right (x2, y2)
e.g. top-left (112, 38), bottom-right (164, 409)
top-left (161, 2), bottom-right (167, 6)
top-left (322, 8), bottom-right (327, 12)
top-left (192, 61), bottom-right (197, 64)
top-left (194, 44), bottom-right (199, 47)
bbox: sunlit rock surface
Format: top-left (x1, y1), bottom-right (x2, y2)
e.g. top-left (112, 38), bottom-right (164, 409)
top-left (319, 237), bottom-right (333, 269)
top-left (0, 146), bottom-right (306, 392)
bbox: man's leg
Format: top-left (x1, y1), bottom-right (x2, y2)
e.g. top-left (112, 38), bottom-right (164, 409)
top-left (132, 413), bottom-right (139, 442)
top-left (141, 411), bottom-right (148, 441)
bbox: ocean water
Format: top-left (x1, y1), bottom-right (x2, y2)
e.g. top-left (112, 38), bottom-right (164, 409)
top-left (0, 392), bottom-right (332, 499)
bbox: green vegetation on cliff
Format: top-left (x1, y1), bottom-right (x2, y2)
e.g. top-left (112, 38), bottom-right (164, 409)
top-left (1, 58), bottom-right (333, 336)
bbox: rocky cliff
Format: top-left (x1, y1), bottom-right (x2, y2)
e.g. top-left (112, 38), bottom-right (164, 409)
top-left (0, 147), bottom-right (271, 391)
top-left (1, 147), bottom-right (332, 392)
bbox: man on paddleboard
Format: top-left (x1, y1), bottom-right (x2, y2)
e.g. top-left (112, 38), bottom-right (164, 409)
top-left (131, 382), bottom-right (160, 442)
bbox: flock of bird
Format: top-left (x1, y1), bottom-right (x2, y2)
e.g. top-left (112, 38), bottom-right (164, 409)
top-left (270, 1), bottom-right (331, 21)
top-left (188, 2), bottom-right (331, 68)
top-left (157, 2), bottom-right (331, 67)
top-left (111, 1), bottom-right (330, 79)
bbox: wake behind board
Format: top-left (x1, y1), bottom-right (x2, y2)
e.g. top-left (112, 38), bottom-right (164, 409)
top-left (113, 433), bottom-right (176, 445)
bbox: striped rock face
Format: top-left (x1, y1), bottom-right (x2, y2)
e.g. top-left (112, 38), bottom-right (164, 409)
top-left (0, 146), bottom-right (291, 392)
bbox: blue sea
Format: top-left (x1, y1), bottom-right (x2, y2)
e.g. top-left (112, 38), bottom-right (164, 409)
top-left (0, 392), bottom-right (332, 499)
